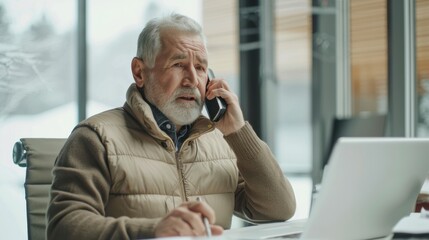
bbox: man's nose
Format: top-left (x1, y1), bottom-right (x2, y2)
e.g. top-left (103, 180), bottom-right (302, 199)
top-left (182, 66), bottom-right (199, 87)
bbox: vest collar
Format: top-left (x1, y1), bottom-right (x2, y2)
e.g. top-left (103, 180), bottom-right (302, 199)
top-left (124, 83), bottom-right (215, 141)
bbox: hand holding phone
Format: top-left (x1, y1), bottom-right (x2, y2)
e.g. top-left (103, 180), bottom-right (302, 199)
top-left (205, 69), bottom-right (227, 122)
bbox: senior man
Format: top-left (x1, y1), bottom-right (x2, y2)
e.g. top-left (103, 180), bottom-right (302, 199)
top-left (47, 13), bottom-right (296, 239)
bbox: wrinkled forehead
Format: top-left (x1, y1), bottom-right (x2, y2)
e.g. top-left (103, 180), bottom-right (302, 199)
top-left (159, 29), bottom-right (208, 62)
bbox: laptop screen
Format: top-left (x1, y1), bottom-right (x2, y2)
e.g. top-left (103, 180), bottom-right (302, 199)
top-left (302, 138), bottom-right (429, 239)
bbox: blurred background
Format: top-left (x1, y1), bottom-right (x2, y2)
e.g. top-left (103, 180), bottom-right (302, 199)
top-left (0, 0), bottom-right (428, 239)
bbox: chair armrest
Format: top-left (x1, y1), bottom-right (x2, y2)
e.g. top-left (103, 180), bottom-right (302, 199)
top-left (13, 141), bottom-right (27, 167)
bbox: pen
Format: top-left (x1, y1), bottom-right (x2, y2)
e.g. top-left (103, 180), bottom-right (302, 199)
top-left (196, 196), bottom-right (212, 237)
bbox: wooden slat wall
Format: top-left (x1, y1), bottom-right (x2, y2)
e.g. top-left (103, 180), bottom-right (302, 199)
top-left (351, 0), bottom-right (429, 113)
top-left (202, 0), bottom-right (311, 82)
top-left (202, 0), bottom-right (238, 78)
top-left (417, 0), bottom-right (429, 92)
top-left (275, 0), bottom-right (311, 82)
top-left (350, 0), bottom-right (388, 114)
top-left (201, 0), bottom-right (429, 107)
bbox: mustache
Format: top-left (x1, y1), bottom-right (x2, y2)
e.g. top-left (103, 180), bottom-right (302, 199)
top-left (172, 88), bottom-right (202, 105)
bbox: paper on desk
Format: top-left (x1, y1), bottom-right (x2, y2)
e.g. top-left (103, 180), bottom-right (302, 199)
top-left (223, 219), bottom-right (306, 239)
top-left (144, 219), bottom-right (307, 240)
top-left (393, 213), bottom-right (429, 234)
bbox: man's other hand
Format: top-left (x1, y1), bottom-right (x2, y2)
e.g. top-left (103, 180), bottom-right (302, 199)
top-left (154, 200), bottom-right (224, 237)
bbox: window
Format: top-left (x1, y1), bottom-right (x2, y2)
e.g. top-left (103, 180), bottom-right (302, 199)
top-left (87, 0), bottom-right (203, 116)
top-left (0, 1), bottom-right (76, 238)
top-left (274, 0), bottom-right (312, 173)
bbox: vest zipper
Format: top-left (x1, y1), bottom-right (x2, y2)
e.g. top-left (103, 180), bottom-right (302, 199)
top-left (175, 123), bottom-right (215, 203)
top-left (175, 151), bottom-right (188, 202)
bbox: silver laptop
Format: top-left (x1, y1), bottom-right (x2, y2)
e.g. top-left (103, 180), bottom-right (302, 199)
top-left (224, 137), bottom-right (429, 239)
top-left (301, 137), bottom-right (429, 239)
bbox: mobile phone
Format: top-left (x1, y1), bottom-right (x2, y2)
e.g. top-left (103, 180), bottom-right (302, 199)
top-left (205, 69), bottom-right (227, 122)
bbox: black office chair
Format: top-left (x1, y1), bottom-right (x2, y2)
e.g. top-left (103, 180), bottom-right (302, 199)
top-left (323, 114), bottom-right (387, 167)
top-left (13, 138), bottom-right (67, 240)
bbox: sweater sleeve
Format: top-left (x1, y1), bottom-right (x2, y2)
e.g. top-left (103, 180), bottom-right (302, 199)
top-left (224, 122), bottom-right (296, 222)
top-left (46, 126), bottom-right (160, 240)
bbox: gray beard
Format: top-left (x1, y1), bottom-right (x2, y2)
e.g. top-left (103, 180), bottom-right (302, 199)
top-left (144, 84), bottom-right (203, 126)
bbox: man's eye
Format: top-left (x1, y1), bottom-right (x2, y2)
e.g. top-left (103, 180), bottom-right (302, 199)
top-left (195, 66), bottom-right (205, 72)
top-left (174, 63), bottom-right (184, 67)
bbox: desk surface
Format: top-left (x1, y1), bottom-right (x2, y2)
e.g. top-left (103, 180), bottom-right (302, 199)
top-left (152, 218), bottom-right (426, 239)
top-left (224, 218), bottom-right (429, 239)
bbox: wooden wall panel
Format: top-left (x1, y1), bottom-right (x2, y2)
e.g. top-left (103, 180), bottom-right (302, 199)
top-left (350, 0), bottom-right (387, 114)
top-left (202, 0), bottom-right (238, 77)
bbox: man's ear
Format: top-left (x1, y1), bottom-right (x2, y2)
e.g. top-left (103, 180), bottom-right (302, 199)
top-left (131, 57), bottom-right (146, 88)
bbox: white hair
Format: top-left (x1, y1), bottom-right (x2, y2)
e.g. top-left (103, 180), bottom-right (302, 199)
top-left (136, 13), bottom-right (207, 68)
